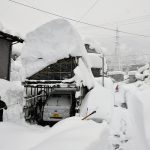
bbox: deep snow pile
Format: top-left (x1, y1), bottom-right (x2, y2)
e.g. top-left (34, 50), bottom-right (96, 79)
top-left (111, 87), bottom-right (149, 150)
top-left (20, 19), bottom-right (95, 89)
top-left (0, 83), bottom-right (149, 150)
top-left (95, 77), bottom-right (114, 91)
top-left (0, 122), bottom-right (50, 150)
top-left (122, 82), bottom-right (150, 145)
top-left (0, 118), bottom-right (110, 150)
top-left (0, 79), bottom-right (24, 122)
top-left (21, 19), bottom-right (88, 78)
top-left (11, 57), bottom-right (23, 81)
top-left (80, 85), bottom-right (114, 122)
top-left (31, 117), bottom-right (110, 150)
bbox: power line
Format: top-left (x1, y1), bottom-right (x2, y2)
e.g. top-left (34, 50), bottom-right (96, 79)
top-left (100, 14), bottom-right (150, 27)
top-left (106, 54), bottom-right (150, 57)
top-left (9, 0), bottom-right (150, 38)
top-left (78, 0), bottom-right (100, 22)
top-left (119, 19), bottom-right (150, 26)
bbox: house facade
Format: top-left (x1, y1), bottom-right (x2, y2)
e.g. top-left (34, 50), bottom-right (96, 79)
top-left (0, 31), bottom-right (23, 80)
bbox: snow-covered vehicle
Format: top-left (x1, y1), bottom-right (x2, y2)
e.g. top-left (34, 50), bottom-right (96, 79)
top-left (23, 57), bottom-right (81, 124)
top-left (43, 93), bottom-right (72, 122)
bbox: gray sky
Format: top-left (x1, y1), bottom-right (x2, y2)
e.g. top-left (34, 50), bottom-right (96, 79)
top-left (0, 0), bottom-right (150, 61)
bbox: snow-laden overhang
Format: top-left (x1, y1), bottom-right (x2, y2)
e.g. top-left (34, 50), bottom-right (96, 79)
top-left (0, 31), bottom-right (24, 44)
top-left (21, 19), bottom-right (87, 78)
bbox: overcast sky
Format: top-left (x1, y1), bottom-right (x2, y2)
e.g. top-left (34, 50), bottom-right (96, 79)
top-left (0, 0), bottom-right (150, 61)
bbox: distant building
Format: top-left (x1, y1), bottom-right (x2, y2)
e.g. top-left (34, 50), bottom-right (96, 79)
top-left (84, 43), bottom-right (97, 53)
top-left (0, 31), bottom-right (23, 80)
top-left (84, 43), bottom-right (106, 77)
top-left (108, 71), bottom-right (125, 82)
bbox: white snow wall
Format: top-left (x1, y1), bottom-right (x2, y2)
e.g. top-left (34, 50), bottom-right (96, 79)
top-left (0, 79), bottom-right (24, 122)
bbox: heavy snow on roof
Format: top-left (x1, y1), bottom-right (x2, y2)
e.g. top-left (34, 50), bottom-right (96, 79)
top-left (0, 22), bottom-right (23, 42)
top-left (87, 53), bottom-right (107, 71)
top-left (21, 19), bottom-right (88, 78)
top-left (87, 53), bottom-right (103, 68)
top-left (84, 37), bottom-right (106, 54)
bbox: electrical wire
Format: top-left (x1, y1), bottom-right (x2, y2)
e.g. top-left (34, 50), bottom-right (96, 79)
top-left (8, 0), bottom-right (150, 38)
top-left (100, 15), bottom-right (150, 27)
top-left (78, 0), bottom-right (100, 22)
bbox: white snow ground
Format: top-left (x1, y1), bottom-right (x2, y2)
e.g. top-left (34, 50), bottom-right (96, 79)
top-left (122, 82), bottom-right (150, 146)
top-left (0, 79), bottom-right (150, 150)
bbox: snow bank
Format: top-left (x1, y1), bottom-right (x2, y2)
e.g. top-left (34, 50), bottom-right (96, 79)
top-left (95, 77), bottom-right (114, 91)
top-left (21, 19), bottom-right (88, 79)
top-left (110, 106), bottom-right (149, 150)
top-left (0, 117), bottom-right (111, 150)
top-left (115, 84), bottom-right (150, 148)
top-left (11, 57), bottom-right (23, 81)
top-left (0, 122), bottom-right (50, 150)
top-left (80, 85), bottom-right (114, 122)
top-left (129, 84), bottom-right (150, 145)
top-left (31, 117), bottom-right (110, 150)
top-left (74, 58), bottom-right (95, 89)
top-left (125, 92), bottom-right (149, 150)
top-left (0, 79), bottom-right (24, 122)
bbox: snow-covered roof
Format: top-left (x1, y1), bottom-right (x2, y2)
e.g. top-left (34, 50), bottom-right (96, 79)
top-left (128, 71), bottom-right (137, 75)
top-left (108, 71), bottom-right (125, 75)
top-left (84, 37), bottom-right (103, 54)
top-left (0, 30), bottom-right (23, 43)
top-left (87, 53), bottom-right (102, 68)
top-left (87, 53), bottom-right (107, 71)
top-left (21, 19), bottom-right (88, 78)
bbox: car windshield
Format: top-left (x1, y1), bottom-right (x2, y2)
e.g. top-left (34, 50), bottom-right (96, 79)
top-left (46, 94), bottom-right (71, 106)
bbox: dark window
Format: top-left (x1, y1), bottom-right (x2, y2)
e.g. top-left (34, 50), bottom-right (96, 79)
top-left (91, 68), bottom-right (101, 77)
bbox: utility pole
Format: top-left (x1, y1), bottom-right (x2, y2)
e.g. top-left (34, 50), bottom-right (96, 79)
top-left (115, 26), bottom-right (121, 70)
top-left (102, 54), bottom-right (105, 87)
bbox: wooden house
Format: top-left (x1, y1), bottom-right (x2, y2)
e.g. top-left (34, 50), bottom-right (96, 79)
top-left (0, 31), bottom-right (23, 80)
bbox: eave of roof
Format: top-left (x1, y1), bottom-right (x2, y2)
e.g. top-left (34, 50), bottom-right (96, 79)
top-left (0, 31), bottom-right (24, 43)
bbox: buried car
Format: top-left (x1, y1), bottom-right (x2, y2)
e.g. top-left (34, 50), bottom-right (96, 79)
top-left (43, 94), bottom-right (73, 122)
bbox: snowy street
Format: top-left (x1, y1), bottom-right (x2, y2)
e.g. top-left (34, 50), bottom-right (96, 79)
top-left (0, 81), bottom-right (150, 150)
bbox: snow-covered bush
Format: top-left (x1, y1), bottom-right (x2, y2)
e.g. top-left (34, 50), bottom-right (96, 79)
top-left (135, 64), bottom-right (150, 82)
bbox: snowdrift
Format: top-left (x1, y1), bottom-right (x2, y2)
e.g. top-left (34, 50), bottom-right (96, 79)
top-left (31, 117), bottom-right (110, 150)
top-left (0, 79), bottom-right (24, 122)
top-left (80, 85), bottom-right (114, 122)
top-left (116, 84), bottom-right (150, 149)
